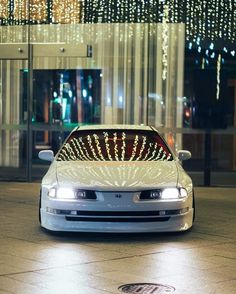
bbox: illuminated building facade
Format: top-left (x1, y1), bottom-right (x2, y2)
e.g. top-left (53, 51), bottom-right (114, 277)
top-left (0, 0), bottom-right (235, 185)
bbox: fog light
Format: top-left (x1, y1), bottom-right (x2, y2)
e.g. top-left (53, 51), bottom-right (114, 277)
top-left (46, 207), bottom-right (57, 214)
top-left (180, 207), bottom-right (189, 214)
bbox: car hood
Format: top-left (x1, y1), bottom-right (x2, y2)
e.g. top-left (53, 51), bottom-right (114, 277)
top-left (54, 160), bottom-right (178, 191)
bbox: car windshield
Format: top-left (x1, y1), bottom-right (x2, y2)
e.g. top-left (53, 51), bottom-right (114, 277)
top-left (56, 129), bottom-right (173, 162)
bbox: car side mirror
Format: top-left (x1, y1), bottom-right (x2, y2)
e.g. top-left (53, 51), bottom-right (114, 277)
top-left (177, 150), bottom-right (191, 161)
top-left (38, 150), bottom-right (54, 162)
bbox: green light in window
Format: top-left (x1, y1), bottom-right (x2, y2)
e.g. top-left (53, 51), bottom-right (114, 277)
top-left (54, 97), bottom-right (61, 104)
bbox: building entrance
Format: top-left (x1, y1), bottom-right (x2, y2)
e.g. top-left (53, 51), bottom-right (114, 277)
top-left (0, 32), bottom-right (93, 180)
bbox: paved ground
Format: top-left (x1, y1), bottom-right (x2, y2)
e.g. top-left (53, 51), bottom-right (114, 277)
top-left (0, 183), bottom-right (235, 294)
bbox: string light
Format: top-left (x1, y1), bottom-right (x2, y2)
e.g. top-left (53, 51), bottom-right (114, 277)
top-left (1, 0), bottom-right (82, 24)
top-left (216, 54), bottom-right (221, 100)
top-left (0, 0), bottom-right (8, 22)
top-left (103, 132), bottom-right (113, 161)
top-left (121, 132), bottom-right (126, 161)
top-left (162, 4), bottom-right (169, 80)
top-left (129, 135), bottom-right (139, 161)
top-left (52, 0), bottom-right (82, 24)
top-left (136, 136), bottom-right (147, 161)
top-left (1, 1), bottom-right (235, 49)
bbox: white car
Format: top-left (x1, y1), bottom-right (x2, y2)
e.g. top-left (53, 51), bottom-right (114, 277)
top-left (38, 125), bottom-right (194, 233)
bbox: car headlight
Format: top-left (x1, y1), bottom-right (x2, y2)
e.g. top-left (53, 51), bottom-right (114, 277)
top-left (140, 188), bottom-right (188, 200)
top-left (47, 188), bottom-right (97, 200)
top-left (161, 187), bottom-right (188, 199)
top-left (161, 188), bottom-right (179, 199)
top-left (48, 187), bottom-right (76, 199)
top-left (57, 188), bottom-right (75, 199)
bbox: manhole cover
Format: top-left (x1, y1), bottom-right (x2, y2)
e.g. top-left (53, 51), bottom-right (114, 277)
top-left (118, 283), bottom-right (175, 294)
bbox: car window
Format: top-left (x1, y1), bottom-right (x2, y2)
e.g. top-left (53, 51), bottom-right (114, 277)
top-left (56, 129), bottom-right (173, 161)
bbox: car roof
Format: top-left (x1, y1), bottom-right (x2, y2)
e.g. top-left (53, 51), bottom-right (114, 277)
top-left (75, 124), bottom-right (154, 131)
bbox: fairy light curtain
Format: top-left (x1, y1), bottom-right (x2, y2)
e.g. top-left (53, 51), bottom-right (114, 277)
top-left (0, 1), bottom-right (235, 48)
top-left (83, 0), bottom-right (235, 49)
top-left (0, 0), bottom-right (82, 24)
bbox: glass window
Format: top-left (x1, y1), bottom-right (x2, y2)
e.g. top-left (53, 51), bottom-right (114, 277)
top-left (57, 129), bottom-right (173, 162)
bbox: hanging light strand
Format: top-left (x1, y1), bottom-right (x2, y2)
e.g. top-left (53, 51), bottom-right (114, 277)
top-left (216, 54), bottom-right (221, 100)
top-left (0, 0), bottom-right (235, 49)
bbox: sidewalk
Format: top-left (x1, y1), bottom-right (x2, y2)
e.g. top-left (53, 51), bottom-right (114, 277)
top-left (0, 183), bottom-right (236, 293)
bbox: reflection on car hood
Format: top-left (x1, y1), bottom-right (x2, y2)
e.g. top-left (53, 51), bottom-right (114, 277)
top-left (55, 161), bottom-right (178, 191)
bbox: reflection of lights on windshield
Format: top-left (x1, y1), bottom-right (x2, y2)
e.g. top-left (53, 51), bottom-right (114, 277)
top-left (223, 47), bottom-right (228, 53)
top-left (205, 50), bottom-right (209, 56)
top-left (210, 52), bottom-right (215, 59)
top-left (196, 37), bottom-right (200, 45)
top-left (188, 42), bottom-right (192, 50)
top-left (68, 90), bottom-right (73, 98)
top-left (53, 91), bottom-right (57, 98)
top-left (88, 96), bottom-right (92, 103)
top-left (82, 89), bottom-right (87, 98)
top-left (197, 46), bottom-right (201, 53)
top-left (231, 50), bottom-right (235, 56)
top-left (100, 73), bottom-right (103, 77)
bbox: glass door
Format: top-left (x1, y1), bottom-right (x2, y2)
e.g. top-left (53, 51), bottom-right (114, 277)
top-left (30, 25), bottom-right (95, 178)
top-left (0, 38), bottom-right (29, 181)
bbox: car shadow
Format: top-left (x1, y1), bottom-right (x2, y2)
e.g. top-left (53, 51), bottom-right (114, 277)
top-left (40, 226), bottom-right (195, 244)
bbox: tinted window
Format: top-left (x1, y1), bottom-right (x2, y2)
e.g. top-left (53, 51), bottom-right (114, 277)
top-left (57, 129), bottom-right (173, 161)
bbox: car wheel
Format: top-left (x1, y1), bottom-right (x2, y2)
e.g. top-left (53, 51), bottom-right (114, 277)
top-left (39, 190), bottom-right (42, 224)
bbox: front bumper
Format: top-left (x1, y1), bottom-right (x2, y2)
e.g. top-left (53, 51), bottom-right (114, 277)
top-left (41, 209), bottom-right (193, 232)
top-left (40, 190), bottom-right (194, 232)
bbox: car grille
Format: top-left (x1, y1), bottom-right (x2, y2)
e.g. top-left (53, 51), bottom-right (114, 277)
top-left (65, 216), bottom-right (170, 222)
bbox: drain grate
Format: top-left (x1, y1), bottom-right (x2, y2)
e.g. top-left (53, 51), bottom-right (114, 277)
top-left (118, 283), bottom-right (175, 294)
